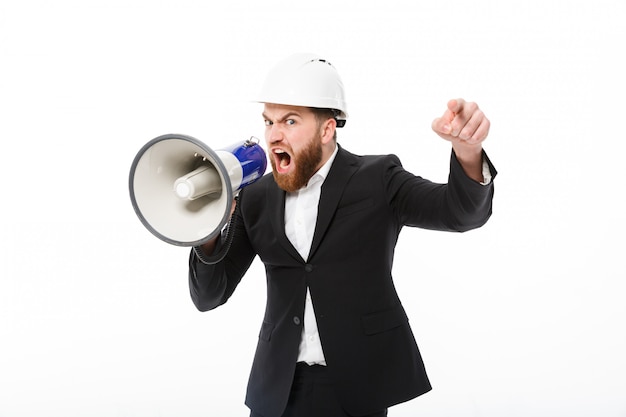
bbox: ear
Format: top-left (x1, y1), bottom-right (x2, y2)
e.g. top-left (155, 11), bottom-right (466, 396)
top-left (320, 118), bottom-right (337, 145)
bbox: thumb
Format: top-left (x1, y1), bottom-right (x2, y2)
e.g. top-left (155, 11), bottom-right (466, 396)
top-left (432, 109), bottom-right (454, 135)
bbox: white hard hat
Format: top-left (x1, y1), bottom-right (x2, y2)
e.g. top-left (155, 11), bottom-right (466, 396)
top-left (256, 53), bottom-right (348, 126)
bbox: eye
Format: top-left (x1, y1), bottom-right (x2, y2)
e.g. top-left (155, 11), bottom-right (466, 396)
top-left (286, 119), bottom-right (295, 126)
top-left (264, 119), bottom-right (273, 126)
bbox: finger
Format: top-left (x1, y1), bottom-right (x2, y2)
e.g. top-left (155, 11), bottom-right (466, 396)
top-left (450, 101), bottom-right (479, 137)
top-left (470, 116), bottom-right (490, 143)
top-left (447, 98), bottom-right (466, 115)
top-left (459, 108), bottom-right (486, 140)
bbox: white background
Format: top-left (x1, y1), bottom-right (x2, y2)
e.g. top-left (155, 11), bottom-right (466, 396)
top-left (1, 0), bottom-right (625, 416)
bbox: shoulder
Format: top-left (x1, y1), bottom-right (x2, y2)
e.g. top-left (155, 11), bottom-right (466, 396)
top-left (240, 172), bottom-right (276, 199)
top-left (336, 145), bottom-right (402, 170)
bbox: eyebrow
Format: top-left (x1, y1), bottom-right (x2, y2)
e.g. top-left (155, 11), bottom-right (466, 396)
top-left (262, 111), bottom-right (302, 123)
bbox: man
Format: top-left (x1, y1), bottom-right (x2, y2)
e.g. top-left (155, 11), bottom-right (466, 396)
top-left (189, 53), bottom-right (496, 417)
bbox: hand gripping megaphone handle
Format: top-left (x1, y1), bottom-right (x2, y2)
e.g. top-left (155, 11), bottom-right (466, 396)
top-left (192, 196), bottom-right (240, 265)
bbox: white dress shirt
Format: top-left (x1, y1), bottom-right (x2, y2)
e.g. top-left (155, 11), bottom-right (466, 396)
top-left (285, 146), bottom-right (491, 365)
top-left (285, 145), bottom-right (339, 365)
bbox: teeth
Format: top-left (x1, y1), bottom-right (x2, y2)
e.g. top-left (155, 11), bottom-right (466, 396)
top-left (273, 148), bottom-right (290, 169)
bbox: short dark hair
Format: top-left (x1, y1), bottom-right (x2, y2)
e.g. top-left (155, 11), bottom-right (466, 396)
top-left (309, 108), bottom-right (339, 141)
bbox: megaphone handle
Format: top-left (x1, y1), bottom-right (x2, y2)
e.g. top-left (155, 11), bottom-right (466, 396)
top-left (193, 197), bottom-right (240, 265)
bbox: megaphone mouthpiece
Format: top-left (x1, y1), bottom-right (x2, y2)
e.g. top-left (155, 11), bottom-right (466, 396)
top-left (173, 165), bottom-right (221, 200)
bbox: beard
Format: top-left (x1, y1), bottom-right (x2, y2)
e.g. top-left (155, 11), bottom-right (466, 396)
top-left (270, 133), bottom-right (323, 193)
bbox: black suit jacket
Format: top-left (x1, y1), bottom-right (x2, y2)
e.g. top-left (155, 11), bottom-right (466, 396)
top-left (189, 146), bottom-right (496, 417)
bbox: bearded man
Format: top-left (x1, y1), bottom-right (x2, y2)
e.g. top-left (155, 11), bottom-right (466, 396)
top-left (189, 53), bottom-right (497, 417)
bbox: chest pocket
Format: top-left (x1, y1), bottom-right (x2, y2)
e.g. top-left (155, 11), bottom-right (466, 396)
top-left (335, 197), bottom-right (374, 220)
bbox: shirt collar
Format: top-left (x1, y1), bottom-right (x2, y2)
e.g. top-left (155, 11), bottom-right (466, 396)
top-left (306, 144), bottom-right (338, 188)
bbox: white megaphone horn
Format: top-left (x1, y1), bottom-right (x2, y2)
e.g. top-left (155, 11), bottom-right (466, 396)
top-left (129, 133), bottom-right (267, 247)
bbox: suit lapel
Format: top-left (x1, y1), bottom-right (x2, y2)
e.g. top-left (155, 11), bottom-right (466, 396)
top-left (309, 147), bottom-right (359, 260)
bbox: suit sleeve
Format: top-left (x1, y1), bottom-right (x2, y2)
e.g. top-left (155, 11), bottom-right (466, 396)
top-left (188, 195), bottom-right (257, 312)
top-left (387, 150), bottom-right (497, 232)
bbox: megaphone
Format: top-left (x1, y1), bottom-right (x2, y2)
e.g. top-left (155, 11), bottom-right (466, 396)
top-left (129, 133), bottom-right (267, 247)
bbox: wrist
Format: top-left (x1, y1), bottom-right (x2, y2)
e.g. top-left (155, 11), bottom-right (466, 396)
top-left (452, 144), bottom-right (484, 182)
top-left (452, 142), bottom-right (482, 161)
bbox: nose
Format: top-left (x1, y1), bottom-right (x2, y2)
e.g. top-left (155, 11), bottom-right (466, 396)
top-left (267, 123), bottom-right (284, 144)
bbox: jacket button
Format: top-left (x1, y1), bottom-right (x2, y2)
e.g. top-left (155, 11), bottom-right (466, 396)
top-left (305, 264), bottom-right (313, 272)
top-left (293, 316), bottom-right (301, 325)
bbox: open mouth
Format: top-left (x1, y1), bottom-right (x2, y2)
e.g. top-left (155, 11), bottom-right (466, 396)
top-left (273, 149), bottom-right (292, 174)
